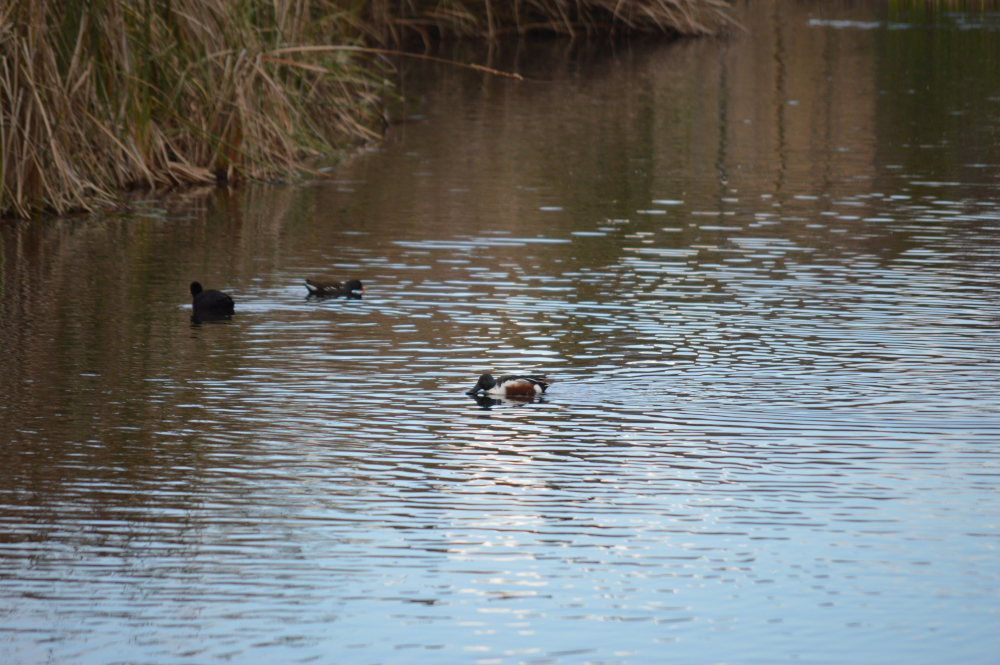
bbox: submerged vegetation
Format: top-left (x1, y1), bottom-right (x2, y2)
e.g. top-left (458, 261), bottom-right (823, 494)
top-left (0, 0), bottom-right (733, 218)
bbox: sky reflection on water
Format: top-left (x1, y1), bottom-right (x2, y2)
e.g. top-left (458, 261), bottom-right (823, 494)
top-left (2, 2), bottom-right (1000, 664)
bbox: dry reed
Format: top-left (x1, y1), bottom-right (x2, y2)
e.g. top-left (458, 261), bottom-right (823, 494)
top-left (1, 0), bottom-right (733, 218)
top-left (1, 0), bottom-right (387, 217)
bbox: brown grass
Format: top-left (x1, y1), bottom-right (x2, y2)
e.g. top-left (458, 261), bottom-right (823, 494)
top-left (1, 0), bottom-right (388, 218)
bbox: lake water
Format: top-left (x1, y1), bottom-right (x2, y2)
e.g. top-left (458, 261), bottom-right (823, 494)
top-left (2, 3), bottom-right (999, 664)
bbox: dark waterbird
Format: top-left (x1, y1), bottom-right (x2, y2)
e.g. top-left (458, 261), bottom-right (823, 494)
top-left (466, 373), bottom-right (550, 396)
top-left (190, 281), bottom-right (234, 315)
top-left (305, 278), bottom-right (364, 298)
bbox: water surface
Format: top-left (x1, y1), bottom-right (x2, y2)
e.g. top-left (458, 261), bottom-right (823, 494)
top-left (2, 3), bottom-right (999, 663)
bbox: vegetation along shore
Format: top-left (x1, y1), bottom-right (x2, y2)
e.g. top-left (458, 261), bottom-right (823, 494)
top-left (0, 0), bottom-right (733, 218)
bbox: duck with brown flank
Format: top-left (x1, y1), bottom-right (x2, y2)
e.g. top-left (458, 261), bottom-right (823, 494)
top-left (466, 373), bottom-right (550, 396)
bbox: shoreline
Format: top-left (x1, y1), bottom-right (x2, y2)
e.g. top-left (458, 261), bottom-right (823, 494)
top-left (0, 0), bottom-right (734, 219)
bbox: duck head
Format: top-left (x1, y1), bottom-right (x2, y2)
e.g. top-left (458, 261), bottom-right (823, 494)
top-left (466, 373), bottom-right (497, 395)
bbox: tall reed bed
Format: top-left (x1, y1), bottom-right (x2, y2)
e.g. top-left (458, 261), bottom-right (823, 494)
top-left (1, 0), bottom-right (732, 217)
top-left (1, 0), bottom-right (387, 217)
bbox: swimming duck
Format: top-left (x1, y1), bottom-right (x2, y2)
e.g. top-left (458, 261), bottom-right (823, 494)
top-left (465, 373), bottom-right (550, 396)
top-left (305, 278), bottom-right (364, 298)
top-left (190, 281), bottom-right (234, 315)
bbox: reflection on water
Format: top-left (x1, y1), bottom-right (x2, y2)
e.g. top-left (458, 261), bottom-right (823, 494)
top-left (2, 2), bottom-right (1000, 664)
top-left (470, 394), bottom-right (548, 409)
